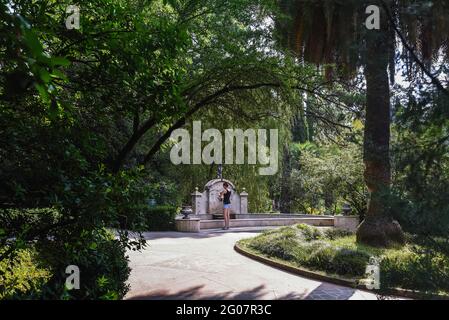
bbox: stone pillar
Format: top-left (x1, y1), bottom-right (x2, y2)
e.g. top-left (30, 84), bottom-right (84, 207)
top-left (240, 188), bottom-right (248, 214)
top-left (191, 187), bottom-right (202, 215)
top-left (334, 215), bottom-right (360, 232)
top-left (175, 218), bottom-right (200, 232)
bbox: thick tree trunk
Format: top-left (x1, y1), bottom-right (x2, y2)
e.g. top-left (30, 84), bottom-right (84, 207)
top-left (356, 18), bottom-right (405, 247)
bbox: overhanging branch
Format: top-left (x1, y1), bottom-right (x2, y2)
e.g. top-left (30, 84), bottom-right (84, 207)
top-left (381, 0), bottom-right (449, 98)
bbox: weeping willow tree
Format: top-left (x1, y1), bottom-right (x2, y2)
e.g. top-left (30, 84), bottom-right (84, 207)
top-left (278, 0), bottom-right (449, 246)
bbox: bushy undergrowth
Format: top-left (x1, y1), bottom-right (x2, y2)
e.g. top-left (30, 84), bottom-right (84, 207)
top-left (144, 205), bottom-right (178, 231)
top-left (1, 228), bottom-right (131, 300)
top-left (240, 224), bottom-right (449, 295)
top-left (0, 247), bottom-right (51, 299)
top-left (380, 238), bottom-right (449, 294)
top-left (245, 224), bottom-right (368, 277)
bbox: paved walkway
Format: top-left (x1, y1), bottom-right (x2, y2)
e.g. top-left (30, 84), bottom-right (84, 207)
top-left (125, 228), bottom-right (389, 300)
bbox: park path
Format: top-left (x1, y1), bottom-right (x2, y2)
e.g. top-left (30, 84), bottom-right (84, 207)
top-left (125, 228), bottom-right (384, 300)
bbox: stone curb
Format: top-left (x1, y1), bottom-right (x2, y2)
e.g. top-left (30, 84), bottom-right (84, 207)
top-left (234, 243), bottom-right (448, 300)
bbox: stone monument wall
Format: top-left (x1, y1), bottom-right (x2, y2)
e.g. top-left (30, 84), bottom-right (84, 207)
top-left (191, 179), bottom-right (248, 215)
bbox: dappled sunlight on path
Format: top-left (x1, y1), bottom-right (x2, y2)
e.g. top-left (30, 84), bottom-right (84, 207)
top-left (125, 228), bottom-right (391, 300)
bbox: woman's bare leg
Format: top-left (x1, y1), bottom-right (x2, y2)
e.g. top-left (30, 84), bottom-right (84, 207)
top-left (223, 208), bottom-right (228, 229)
top-left (223, 209), bottom-right (228, 229)
top-left (223, 208), bottom-right (227, 229)
top-left (225, 208), bottom-right (230, 228)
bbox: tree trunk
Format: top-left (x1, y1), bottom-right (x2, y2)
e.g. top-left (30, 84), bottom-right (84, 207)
top-left (356, 16), bottom-right (405, 247)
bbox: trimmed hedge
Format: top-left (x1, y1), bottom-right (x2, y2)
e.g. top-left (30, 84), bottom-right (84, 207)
top-left (144, 205), bottom-right (178, 231)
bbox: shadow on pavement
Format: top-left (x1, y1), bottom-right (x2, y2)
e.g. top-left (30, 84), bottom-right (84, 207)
top-left (136, 228), bottom-right (270, 240)
top-left (304, 283), bottom-right (356, 300)
top-left (127, 284), bottom-right (307, 300)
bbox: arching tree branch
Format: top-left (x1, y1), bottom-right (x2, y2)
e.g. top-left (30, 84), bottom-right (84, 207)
top-left (381, 0), bottom-right (449, 98)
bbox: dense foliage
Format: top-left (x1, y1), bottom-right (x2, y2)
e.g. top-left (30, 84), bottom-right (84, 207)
top-left (0, 0), bottom-right (337, 298)
top-left (0, 246), bottom-right (51, 299)
top-left (272, 140), bottom-right (367, 216)
top-left (145, 205), bottom-right (178, 231)
top-left (240, 224), bottom-right (449, 296)
top-left (243, 224), bottom-right (369, 277)
top-left (1, 0), bottom-right (448, 299)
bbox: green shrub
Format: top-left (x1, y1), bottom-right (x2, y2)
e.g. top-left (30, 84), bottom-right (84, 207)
top-left (241, 224), bottom-right (449, 294)
top-left (380, 247), bottom-right (449, 293)
top-left (267, 227), bottom-right (298, 241)
top-left (323, 228), bottom-right (354, 240)
top-left (302, 242), bottom-right (336, 271)
top-left (144, 205), bottom-right (178, 231)
top-left (296, 224), bottom-right (323, 241)
top-left (247, 225), bottom-right (369, 277)
top-left (1, 206), bottom-right (138, 300)
top-left (0, 247), bottom-right (51, 299)
top-left (296, 242), bottom-right (367, 276)
top-left (250, 238), bottom-right (298, 261)
top-left (331, 248), bottom-right (370, 276)
top-left (294, 223), bottom-right (354, 242)
top-left (248, 227), bottom-right (299, 261)
top-left (0, 208), bottom-right (62, 239)
top-left (37, 228), bottom-right (131, 300)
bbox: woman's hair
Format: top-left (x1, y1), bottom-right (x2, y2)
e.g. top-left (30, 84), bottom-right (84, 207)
top-left (223, 182), bottom-right (229, 188)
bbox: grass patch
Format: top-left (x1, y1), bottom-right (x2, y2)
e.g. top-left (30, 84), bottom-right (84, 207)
top-left (237, 224), bottom-right (449, 297)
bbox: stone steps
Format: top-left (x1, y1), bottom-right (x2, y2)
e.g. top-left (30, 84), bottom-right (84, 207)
top-left (200, 217), bottom-right (334, 229)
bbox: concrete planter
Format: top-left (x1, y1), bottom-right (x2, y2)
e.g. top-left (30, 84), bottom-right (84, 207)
top-left (334, 215), bottom-right (360, 232)
top-left (175, 218), bottom-right (200, 233)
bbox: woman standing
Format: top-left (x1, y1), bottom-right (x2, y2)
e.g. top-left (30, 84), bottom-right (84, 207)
top-left (220, 182), bottom-right (231, 230)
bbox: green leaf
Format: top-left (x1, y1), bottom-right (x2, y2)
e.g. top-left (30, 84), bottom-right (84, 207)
top-left (23, 30), bottom-right (43, 56)
top-left (352, 119), bottom-right (364, 131)
top-left (16, 14), bottom-right (31, 29)
top-left (51, 69), bottom-right (68, 81)
top-left (35, 83), bottom-right (49, 103)
top-left (39, 69), bottom-right (51, 83)
top-left (51, 57), bottom-right (70, 67)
